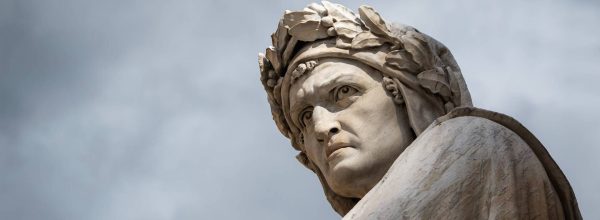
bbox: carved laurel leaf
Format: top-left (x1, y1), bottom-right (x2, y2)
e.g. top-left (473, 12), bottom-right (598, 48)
top-left (271, 19), bottom-right (290, 52)
top-left (289, 20), bottom-right (329, 41)
top-left (385, 49), bottom-right (420, 72)
top-left (333, 20), bottom-right (362, 38)
top-left (322, 1), bottom-right (360, 23)
top-left (282, 37), bottom-right (298, 68)
top-left (258, 53), bottom-right (270, 88)
top-left (307, 3), bottom-right (327, 16)
top-left (400, 32), bottom-right (432, 67)
top-left (303, 7), bottom-right (317, 14)
top-left (351, 31), bottom-right (388, 49)
top-left (358, 5), bottom-right (390, 36)
top-left (265, 46), bottom-right (281, 74)
top-left (283, 10), bottom-right (321, 28)
top-left (336, 37), bottom-right (352, 49)
top-left (417, 68), bottom-right (451, 97)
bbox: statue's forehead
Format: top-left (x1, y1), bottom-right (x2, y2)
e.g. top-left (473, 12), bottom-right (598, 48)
top-left (288, 63), bottom-right (340, 106)
top-left (292, 58), bottom-right (368, 87)
top-left (289, 60), bottom-right (354, 96)
top-left (288, 59), bottom-right (380, 108)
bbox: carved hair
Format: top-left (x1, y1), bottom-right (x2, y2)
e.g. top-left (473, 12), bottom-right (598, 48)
top-left (291, 60), bottom-right (319, 84)
top-left (258, 1), bottom-right (473, 216)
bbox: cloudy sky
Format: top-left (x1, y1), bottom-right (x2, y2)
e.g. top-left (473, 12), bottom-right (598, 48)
top-left (0, 0), bottom-right (598, 219)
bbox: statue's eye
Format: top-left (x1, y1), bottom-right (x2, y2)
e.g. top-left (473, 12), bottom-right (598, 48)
top-left (334, 85), bottom-right (359, 103)
top-left (299, 108), bottom-right (313, 128)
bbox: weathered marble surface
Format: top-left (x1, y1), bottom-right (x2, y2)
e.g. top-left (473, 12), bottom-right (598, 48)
top-left (345, 108), bottom-right (574, 219)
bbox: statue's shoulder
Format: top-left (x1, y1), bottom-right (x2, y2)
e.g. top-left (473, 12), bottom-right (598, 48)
top-left (424, 107), bottom-right (527, 148)
top-left (421, 107), bottom-right (536, 154)
top-left (434, 107), bottom-right (580, 219)
top-left (432, 107), bottom-right (535, 140)
top-left (344, 107), bottom-right (581, 220)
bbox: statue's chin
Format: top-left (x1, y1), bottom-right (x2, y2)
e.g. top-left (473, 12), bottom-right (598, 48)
top-left (326, 152), bottom-right (378, 198)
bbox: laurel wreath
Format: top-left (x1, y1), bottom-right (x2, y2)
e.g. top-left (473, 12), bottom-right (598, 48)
top-left (259, 1), bottom-right (461, 147)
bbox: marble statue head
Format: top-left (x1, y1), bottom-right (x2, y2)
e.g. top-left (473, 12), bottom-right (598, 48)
top-left (258, 1), bottom-right (473, 215)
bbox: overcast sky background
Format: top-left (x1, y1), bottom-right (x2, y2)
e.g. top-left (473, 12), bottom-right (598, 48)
top-left (0, 0), bottom-right (598, 219)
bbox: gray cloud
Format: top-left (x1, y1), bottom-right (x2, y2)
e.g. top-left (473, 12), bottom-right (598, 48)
top-left (0, 0), bottom-right (598, 219)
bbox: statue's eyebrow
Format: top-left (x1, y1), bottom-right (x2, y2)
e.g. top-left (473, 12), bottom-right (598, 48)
top-left (289, 72), bottom-right (359, 115)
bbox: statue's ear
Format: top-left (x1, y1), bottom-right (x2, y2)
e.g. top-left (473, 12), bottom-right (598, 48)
top-left (383, 77), bottom-right (405, 105)
top-left (383, 76), bottom-right (446, 136)
top-left (397, 82), bottom-right (447, 136)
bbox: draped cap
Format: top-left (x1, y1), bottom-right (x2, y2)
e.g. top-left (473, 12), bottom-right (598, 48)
top-left (258, 1), bottom-right (473, 215)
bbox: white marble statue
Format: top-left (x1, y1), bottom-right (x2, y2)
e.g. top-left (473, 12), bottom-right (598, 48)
top-left (258, 2), bottom-right (581, 219)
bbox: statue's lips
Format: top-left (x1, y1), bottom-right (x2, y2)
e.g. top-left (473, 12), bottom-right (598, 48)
top-left (326, 142), bottom-right (352, 161)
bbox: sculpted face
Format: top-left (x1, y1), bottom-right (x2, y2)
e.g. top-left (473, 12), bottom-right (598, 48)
top-left (289, 58), bottom-right (415, 198)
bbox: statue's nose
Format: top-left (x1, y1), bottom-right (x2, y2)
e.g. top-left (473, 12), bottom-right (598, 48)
top-left (313, 106), bottom-right (341, 142)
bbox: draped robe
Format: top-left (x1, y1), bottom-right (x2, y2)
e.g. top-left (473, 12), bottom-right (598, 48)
top-left (344, 107), bottom-right (581, 220)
